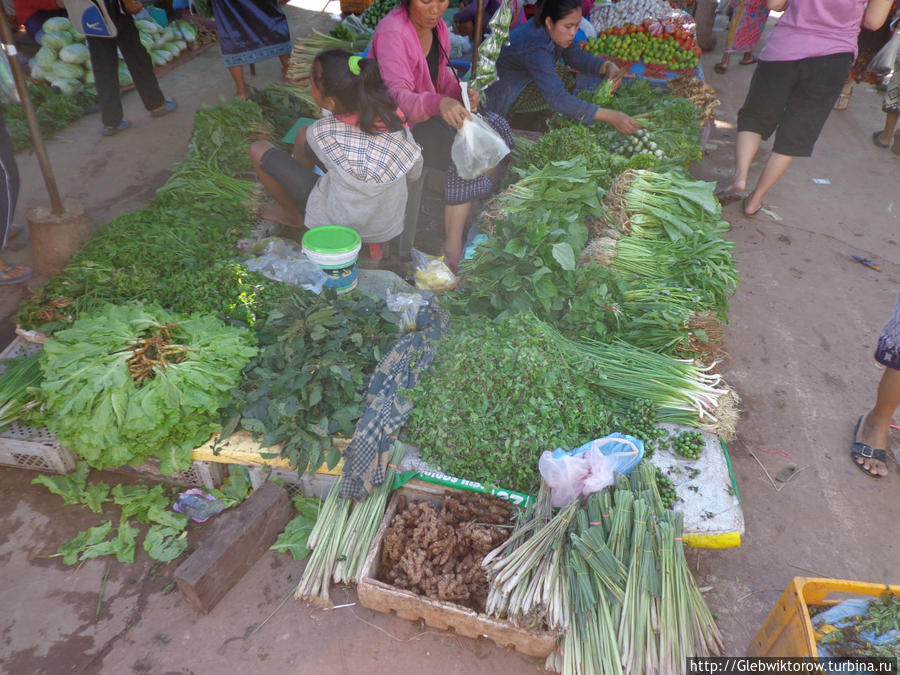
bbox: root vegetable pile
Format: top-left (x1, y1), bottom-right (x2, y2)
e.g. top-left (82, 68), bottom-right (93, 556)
top-left (379, 493), bottom-right (514, 611)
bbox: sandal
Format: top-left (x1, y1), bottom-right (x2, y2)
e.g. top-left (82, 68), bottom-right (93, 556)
top-left (150, 98), bottom-right (178, 119)
top-left (742, 196), bottom-right (762, 217)
top-left (713, 63), bottom-right (727, 74)
top-left (850, 415), bottom-right (888, 478)
top-left (714, 188), bottom-right (743, 206)
top-left (833, 84), bottom-right (852, 111)
top-left (0, 262), bottom-right (33, 285)
top-left (101, 120), bottom-right (131, 137)
top-left (872, 131), bottom-right (890, 148)
top-left (739, 55), bottom-right (758, 65)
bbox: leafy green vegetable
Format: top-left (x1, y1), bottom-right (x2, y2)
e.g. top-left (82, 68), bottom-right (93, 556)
top-left (405, 316), bottom-right (614, 493)
top-left (111, 484), bottom-right (171, 522)
top-left (40, 303), bottom-right (257, 472)
top-left (271, 496), bottom-right (320, 560)
top-left (223, 290), bottom-right (398, 474)
top-left (218, 465), bottom-right (251, 503)
top-left (31, 462), bottom-right (111, 513)
top-left (2, 81), bottom-right (97, 152)
top-left (143, 525), bottom-right (188, 562)
top-left (60, 521), bottom-right (113, 565)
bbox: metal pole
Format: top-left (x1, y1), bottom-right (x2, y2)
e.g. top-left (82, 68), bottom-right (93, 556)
top-left (471, 0), bottom-right (485, 77)
top-left (0, 17), bottom-right (65, 215)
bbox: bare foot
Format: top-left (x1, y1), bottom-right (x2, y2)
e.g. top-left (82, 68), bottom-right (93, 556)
top-left (854, 412), bottom-right (889, 477)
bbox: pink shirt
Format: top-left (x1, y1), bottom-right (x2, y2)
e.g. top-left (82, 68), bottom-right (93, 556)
top-left (371, 7), bottom-right (463, 125)
top-left (760, 0), bottom-right (868, 61)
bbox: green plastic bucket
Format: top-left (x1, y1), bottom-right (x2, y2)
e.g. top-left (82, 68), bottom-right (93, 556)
top-left (302, 225), bottom-right (362, 294)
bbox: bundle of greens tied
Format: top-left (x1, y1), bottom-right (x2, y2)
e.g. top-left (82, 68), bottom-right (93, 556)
top-left (480, 462), bottom-right (724, 674)
top-left (468, 0), bottom-right (513, 92)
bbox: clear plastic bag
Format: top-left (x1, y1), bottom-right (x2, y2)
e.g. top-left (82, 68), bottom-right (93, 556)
top-left (241, 237), bottom-right (329, 293)
top-left (868, 28), bottom-right (900, 81)
top-left (451, 114), bottom-right (511, 180)
top-left (411, 248), bottom-right (458, 292)
top-left (386, 288), bottom-right (428, 333)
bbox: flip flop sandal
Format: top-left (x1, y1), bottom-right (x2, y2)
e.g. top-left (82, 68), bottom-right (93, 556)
top-left (0, 263), bottom-right (33, 285)
top-left (713, 64), bottom-right (727, 74)
top-left (101, 120), bottom-right (131, 137)
top-left (742, 196), bottom-right (762, 217)
top-left (850, 415), bottom-right (887, 478)
top-left (872, 131), bottom-right (890, 148)
top-left (739, 56), bottom-right (758, 65)
top-left (150, 98), bottom-right (178, 119)
top-left (714, 189), bottom-right (743, 206)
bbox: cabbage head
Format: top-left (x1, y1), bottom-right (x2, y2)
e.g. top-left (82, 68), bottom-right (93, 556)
top-left (59, 43), bottom-right (91, 65)
top-left (42, 16), bottom-right (73, 33)
top-left (34, 45), bottom-right (58, 70)
top-left (50, 78), bottom-right (82, 96)
top-left (51, 60), bottom-right (84, 80)
top-left (41, 31), bottom-right (74, 51)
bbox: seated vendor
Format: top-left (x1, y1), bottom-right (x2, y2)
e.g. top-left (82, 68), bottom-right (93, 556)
top-left (248, 50), bottom-right (422, 245)
top-left (371, 0), bottom-right (514, 273)
top-left (483, 0), bottom-right (640, 133)
top-left (14, 0), bottom-right (66, 43)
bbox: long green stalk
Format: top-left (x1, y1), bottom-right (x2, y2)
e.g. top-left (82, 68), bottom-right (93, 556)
top-left (0, 352), bottom-right (42, 430)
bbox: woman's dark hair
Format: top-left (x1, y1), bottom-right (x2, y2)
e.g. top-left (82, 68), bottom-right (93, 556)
top-left (533, 0), bottom-right (582, 28)
top-left (311, 50), bottom-right (404, 135)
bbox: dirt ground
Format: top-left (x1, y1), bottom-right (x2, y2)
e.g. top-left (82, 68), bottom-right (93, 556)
top-left (2, 4), bottom-right (900, 673)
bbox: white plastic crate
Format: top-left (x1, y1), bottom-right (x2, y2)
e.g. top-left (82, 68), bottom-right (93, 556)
top-left (108, 459), bottom-right (225, 490)
top-left (247, 465), bottom-right (338, 499)
top-left (0, 338), bottom-right (79, 474)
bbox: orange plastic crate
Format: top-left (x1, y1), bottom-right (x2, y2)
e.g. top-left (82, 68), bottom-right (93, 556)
top-left (748, 577), bottom-right (900, 657)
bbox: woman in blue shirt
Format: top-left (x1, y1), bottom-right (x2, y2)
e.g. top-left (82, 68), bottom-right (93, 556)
top-left (484, 0), bottom-right (639, 133)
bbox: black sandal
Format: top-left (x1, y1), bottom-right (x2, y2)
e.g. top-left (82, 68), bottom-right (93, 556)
top-left (850, 415), bottom-right (887, 478)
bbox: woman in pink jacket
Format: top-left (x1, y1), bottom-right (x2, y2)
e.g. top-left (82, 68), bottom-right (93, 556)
top-left (371, 0), bottom-right (513, 273)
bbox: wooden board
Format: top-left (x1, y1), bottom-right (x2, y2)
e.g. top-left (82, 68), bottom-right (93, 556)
top-left (356, 480), bottom-right (559, 659)
top-left (174, 482), bottom-right (292, 614)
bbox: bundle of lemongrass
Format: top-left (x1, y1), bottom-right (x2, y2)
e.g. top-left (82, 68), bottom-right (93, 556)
top-left (296, 443), bottom-right (405, 607)
top-left (283, 30), bottom-right (370, 88)
top-left (0, 352), bottom-right (42, 431)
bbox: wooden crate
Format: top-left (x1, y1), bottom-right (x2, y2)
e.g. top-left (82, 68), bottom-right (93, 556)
top-left (356, 480), bottom-right (559, 658)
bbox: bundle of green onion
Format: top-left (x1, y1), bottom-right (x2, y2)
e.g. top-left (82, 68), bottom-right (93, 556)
top-left (0, 352), bottom-right (42, 431)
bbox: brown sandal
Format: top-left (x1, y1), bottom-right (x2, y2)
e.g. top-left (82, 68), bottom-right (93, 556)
top-left (833, 84), bottom-right (853, 111)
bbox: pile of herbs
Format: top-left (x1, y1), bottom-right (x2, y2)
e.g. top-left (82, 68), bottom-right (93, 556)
top-left (16, 98), bottom-right (288, 334)
top-left (815, 592), bottom-right (900, 658)
top-left (447, 179), bottom-right (622, 340)
top-left (221, 290), bottom-right (398, 475)
top-left (33, 462), bottom-right (251, 565)
top-left (2, 81), bottom-right (98, 152)
top-left (250, 86), bottom-right (319, 146)
top-left (404, 315), bottom-right (615, 494)
top-left (40, 303), bottom-right (257, 473)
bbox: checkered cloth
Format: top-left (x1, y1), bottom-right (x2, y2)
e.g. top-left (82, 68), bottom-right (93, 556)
top-left (509, 62), bottom-right (577, 115)
top-left (339, 298), bottom-right (450, 501)
top-left (309, 116), bottom-right (421, 184)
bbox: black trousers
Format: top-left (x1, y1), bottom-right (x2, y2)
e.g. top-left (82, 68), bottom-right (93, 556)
top-left (86, 0), bottom-right (165, 127)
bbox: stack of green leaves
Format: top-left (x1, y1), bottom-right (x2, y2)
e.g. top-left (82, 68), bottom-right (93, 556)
top-left (0, 351), bottom-right (42, 430)
top-left (271, 494), bottom-right (321, 560)
top-left (404, 315), bottom-right (614, 494)
top-left (16, 97), bottom-right (289, 334)
top-left (40, 303), bottom-right (257, 473)
top-left (222, 290), bottom-right (398, 475)
top-left (2, 81), bottom-right (98, 152)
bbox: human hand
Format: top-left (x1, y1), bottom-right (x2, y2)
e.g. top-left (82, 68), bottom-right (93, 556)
top-left (598, 109), bottom-right (640, 135)
top-left (466, 88), bottom-right (480, 111)
top-left (602, 61), bottom-right (620, 79)
top-left (439, 97), bottom-right (472, 129)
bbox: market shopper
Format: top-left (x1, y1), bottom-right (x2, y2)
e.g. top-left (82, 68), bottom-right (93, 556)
top-left (453, 0), bottom-right (525, 40)
top-left (248, 51), bottom-right (422, 244)
top-left (717, 0), bottom-right (895, 218)
top-left (85, 0), bottom-right (177, 137)
top-left (482, 0), bottom-right (639, 132)
top-left (209, 0), bottom-right (292, 100)
top-left (713, 0), bottom-right (770, 74)
top-left (371, 0), bottom-right (514, 273)
top-left (834, 0), bottom-right (898, 110)
top-left (13, 0), bottom-right (66, 43)
top-left (852, 297), bottom-right (900, 477)
top-left (0, 112), bottom-right (32, 286)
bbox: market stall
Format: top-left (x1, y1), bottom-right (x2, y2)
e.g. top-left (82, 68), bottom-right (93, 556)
top-left (0, 2), bottom-right (754, 668)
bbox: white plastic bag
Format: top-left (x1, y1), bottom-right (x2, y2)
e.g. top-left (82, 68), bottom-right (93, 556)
top-left (451, 114), bottom-right (510, 179)
top-left (241, 237), bottom-right (329, 293)
top-left (868, 28), bottom-right (900, 81)
top-left (538, 452), bottom-right (591, 508)
top-left (386, 288), bottom-right (428, 333)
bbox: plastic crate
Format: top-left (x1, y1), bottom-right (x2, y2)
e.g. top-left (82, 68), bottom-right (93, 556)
top-left (747, 577), bottom-right (900, 657)
top-left (107, 459), bottom-right (225, 490)
top-left (247, 465), bottom-right (338, 499)
top-left (0, 338), bottom-right (79, 474)
top-left (356, 480), bottom-right (560, 659)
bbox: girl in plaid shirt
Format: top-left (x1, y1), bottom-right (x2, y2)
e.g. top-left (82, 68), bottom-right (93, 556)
top-left (249, 50), bottom-right (422, 244)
